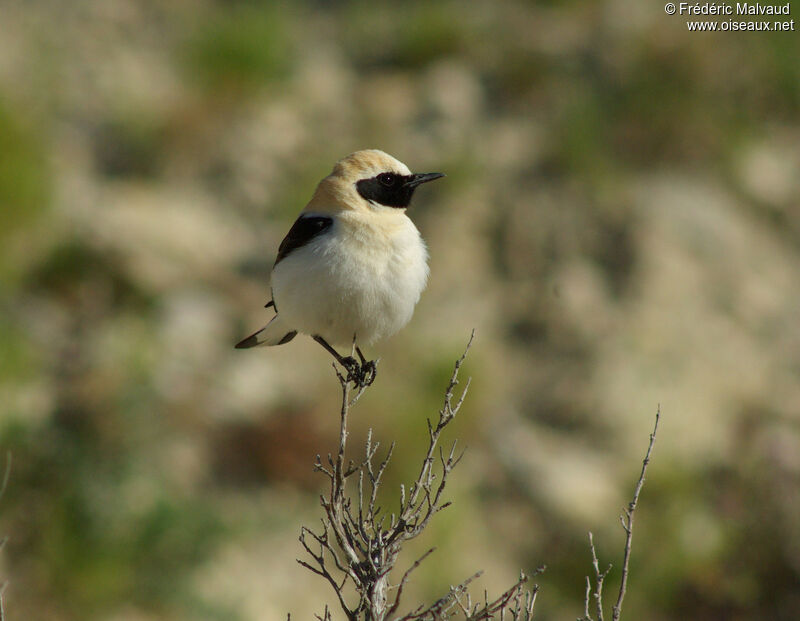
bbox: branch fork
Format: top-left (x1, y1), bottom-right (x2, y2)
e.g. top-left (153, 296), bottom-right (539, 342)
top-left (297, 331), bottom-right (541, 620)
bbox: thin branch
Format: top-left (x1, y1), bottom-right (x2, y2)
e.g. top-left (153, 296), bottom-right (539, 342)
top-left (611, 405), bottom-right (660, 621)
top-left (385, 547), bottom-right (435, 618)
top-left (396, 571), bottom-right (483, 621)
top-left (467, 570), bottom-right (542, 621)
top-left (396, 333), bottom-right (474, 537)
top-left (296, 331), bottom-right (542, 621)
top-left (587, 532), bottom-right (611, 621)
top-left (582, 576), bottom-right (592, 621)
top-left (581, 406), bottom-right (661, 621)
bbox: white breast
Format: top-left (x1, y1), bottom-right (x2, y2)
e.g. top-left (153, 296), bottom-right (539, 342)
top-left (271, 211), bottom-right (429, 346)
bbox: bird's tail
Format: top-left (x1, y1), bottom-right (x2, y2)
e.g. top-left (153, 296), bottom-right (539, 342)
top-left (235, 313), bottom-right (297, 348)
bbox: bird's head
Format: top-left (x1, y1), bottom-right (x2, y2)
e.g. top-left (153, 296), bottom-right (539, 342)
top-left (309, 150), bottom-right (444, 214)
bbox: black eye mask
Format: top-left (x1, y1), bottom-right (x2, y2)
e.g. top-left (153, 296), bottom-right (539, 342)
top-left (356, 172), bottom-right (444, 208)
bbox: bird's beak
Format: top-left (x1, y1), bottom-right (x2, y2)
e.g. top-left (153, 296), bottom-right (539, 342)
top-left (405, 172), bottom-right (445, 188)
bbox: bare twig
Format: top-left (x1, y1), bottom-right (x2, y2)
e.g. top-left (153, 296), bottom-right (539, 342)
top-left (612, 406), bottom-right (660, 621)
top-left (466, 569), bottom-right (543, 621)
top-left (584, 532), bottom-right (611, 621)
top-left (295, 331), bottom-right (542, 620)
top-left (397, 570), bottom-right (483, 621)
top-left (385, 547), bottom-right (435, 619)
top-left (583, 576), bottom-right (592, 621)
top-left (580, 407), bottom-right (661, 621)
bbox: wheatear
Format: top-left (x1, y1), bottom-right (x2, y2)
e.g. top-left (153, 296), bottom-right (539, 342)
top-left (236, 150), bottom-right (443, 385)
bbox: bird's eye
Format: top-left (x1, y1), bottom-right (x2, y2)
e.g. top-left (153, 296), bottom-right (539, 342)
top-left (377, 173), bottom-right (397, 187)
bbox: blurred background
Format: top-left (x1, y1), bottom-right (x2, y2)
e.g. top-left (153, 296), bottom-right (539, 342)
top-left (1, 0), bottom-right (799, 619)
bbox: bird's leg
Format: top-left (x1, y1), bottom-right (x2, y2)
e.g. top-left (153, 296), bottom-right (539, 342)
top-left (313, 335), bottom-right (374, 386)
top-left (355, 346), bottom-right (377, 387)
top-left (313, 335), bottom-right (358, 375)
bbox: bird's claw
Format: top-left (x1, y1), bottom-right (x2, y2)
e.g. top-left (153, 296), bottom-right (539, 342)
top-left (341, 356), bottom-right (377, 388)
top-left (360, 359), bottom-right (377, 387)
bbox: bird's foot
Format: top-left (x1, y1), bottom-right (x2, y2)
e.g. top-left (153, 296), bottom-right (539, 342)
top-left (341, 356), bottom-right (377, 388)
top-left (359, 359), bottom-right (377, 387)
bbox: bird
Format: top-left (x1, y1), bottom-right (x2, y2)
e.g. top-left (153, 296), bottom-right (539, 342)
top-left (235, 149), bottom-right (444, 386)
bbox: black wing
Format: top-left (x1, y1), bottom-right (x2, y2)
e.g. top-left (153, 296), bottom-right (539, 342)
top-left (274, 215), bottom-right (333, 265)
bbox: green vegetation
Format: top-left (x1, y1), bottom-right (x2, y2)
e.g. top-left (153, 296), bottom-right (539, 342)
top-left (0, 98), bottom-right (49, 232)
top-left (183, 4), bottom-right (294, 94)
